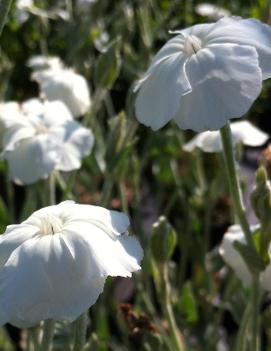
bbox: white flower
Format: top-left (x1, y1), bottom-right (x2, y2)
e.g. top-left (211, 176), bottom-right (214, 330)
top-left (183, 121), bottom-right (269, 152)
top-left (135, 18), bottom-right (271, 132)
top-left (219, 225), bottom-right (257, 286)
top-left (27, 55), bottom-right (63, 71)
top-left (195, 3), bottom-right (230, 20)
top-left (0, 201), bottom-right (143, 327)
top-left (32, 67), bottom-right (91, 117)
top-left (0, 102), bottom-right (23, 131)
top-left (15, 0), bottom-right (33, 23)
top-left (2, 99), bottom-right (94, 185)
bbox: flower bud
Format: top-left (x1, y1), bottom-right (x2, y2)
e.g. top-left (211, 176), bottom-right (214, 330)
top-left (151, 216), bottom-right (177, 263)
top-left (251, 166), bottom-right (271, 225)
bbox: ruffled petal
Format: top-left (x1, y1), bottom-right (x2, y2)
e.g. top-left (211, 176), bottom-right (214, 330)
top-left (0, 235), bottom-right (105, 327)
top-left (135, 54), bottom-right (191, 130)
top-left (230, 120), bottom-right (268, 147)
top-left (64, 223), bottom-right (143, 278)
top-left (21, 99), bottom-right (45, 117)
top-left (183, 131), bottom-right (222, 152)
top-left (205, 17), bottom-right (271, 79)
top-left (135, 35), bottom-right (185, 89)
top-left (2, 125), bottom-right (35, 152)
top-left (51, 121), bottom-right (94, 171)
top-left (0, 224), bottom-right (39, 267)
top-left (42, 101), bottom-right (73, 127)
top-left (174, 44), bottom-right (262, 131)
top-left (4, 135), bottom-right (59, 185)
top-left (0, 102), bottom-right (23, 129)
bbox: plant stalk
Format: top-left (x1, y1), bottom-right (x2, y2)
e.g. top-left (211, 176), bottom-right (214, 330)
top-left (220, 122), bottom-right (261, 350)
top-left (220, 122), bottom-right (253, 248)
top-left (0, 0), bottom-right (13, 36)
top-left (162, 264), bottom-right (186, 351)
top-left (40, 320), bottom-right (55, 351)
top-left (73, 312), bottom-right (88, 351)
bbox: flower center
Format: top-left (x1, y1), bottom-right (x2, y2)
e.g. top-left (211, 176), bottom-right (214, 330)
top-left (183, 35), bottom-right (202, 56)
top-left (39, 215), bottom-right (63, 235)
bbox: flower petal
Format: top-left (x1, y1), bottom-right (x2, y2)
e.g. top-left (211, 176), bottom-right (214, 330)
top-left (0, 224), bottom-right (39, 268)
top-left (4, 135), bottom-right (59, 185)
top-left (51, 121), bottom-right (94, 171)
top-left (219, 225), bottom-right (252, 286)
top-left (230, 120), bottom-right (268, 147)
top-left (134, 35), bottom-right (185, 89)
top-left (65, 223), bottom-right (143, 278)
top-left (183, 131), bottom-right (222, 152)
top-left (205, 17), bottom-right (271, 79)
top-left (174, 44), bottom-right (262, 131)
top-left (135, 54), bottom-right (191, 130)
top-left (0, 235), bottom-right (105, 327)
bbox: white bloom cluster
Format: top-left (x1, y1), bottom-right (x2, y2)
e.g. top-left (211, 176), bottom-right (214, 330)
top-left (183, 121), bottom-right (269, 153)
top-left (1, 99), bottom-right (94, 185)
top-left (135, 18), bottom-right (271, 132)
top-left (0, 201), bottom-right (143, 327)
top-left (0, 55), bottom-right (93, 185)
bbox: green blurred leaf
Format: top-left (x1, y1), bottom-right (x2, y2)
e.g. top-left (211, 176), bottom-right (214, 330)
top-left (179, 282), bottom-right (198, 324)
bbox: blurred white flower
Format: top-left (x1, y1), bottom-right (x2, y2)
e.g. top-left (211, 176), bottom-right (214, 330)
top-left (219, 225), bottom-right (257, 286)
top-left (135, 18), bottom-right (271, 132)
top-left (15, 0), bottom-right (33, 24)
top-left (2, 99), bottom-right (94, 185)
top-left (183, 121), bottom-right (269, 152)
top-left (32, 67), bottom-right (91, 117)
top-left (27, 55), bottom-right (63, 71)
top-left (0, 102), bottom-right (23, 131)
top-left (0, 201), bottom-right (143, 327)
top-left (195, 3), bottom-right (230, 20)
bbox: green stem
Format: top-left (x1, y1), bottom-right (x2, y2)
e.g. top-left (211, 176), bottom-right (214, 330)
top-left (29, 326), bottom-right (40, 351)
top-left (119, 182), bottom-right (129, 213)
top-left (40, 320), bottom-right (55, 351)
top-left (220, 122), bottom-right (261, 350)
top-left (49, 173), bottom-right (56, 205)
top-left (251, 274), bottom-right (261, 351)
top-left (220, 122), bottom-right (253, 248)
top-left (0, 0), bottom-right (13, 36)
top-left (73, 312), bottom-right (88, 351)
top-left (100, 178), bottom-right (113, 207)
top-left (234, 299), bottom-right (251, 351)
top-left (162, 264), bottom-right (186, 351)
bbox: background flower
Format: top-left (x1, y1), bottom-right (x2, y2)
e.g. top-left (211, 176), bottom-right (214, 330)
top-left (195, 3), bottom-right (230, 20)
top-left (135, 18), bottom-right (271, 132)
top-left (183, 121), bottom-right (269, 153)
top-left (2, 99), bottom-right (94, 185)
top-left (32, 67), bottom-right (91, 117)
top-left (0, 201), bottom-right (143, 327)
top-left (219, 224), bottom-right (255, 286)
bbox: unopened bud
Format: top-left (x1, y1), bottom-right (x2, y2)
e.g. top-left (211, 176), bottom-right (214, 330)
top-left (151, 216), bottom-right (177, 263)
top-left (251, 166), bottom-right (271, 224)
